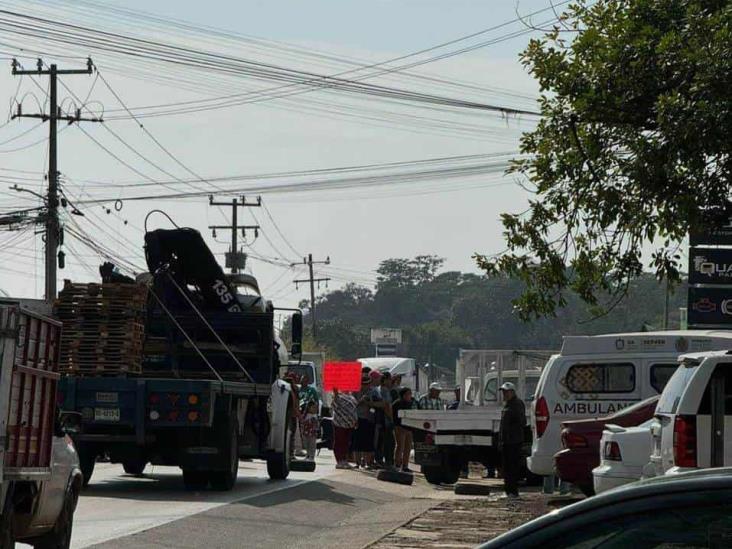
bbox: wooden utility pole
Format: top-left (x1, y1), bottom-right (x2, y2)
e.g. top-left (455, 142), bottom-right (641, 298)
top-left (11, 58), bottom-right (100, 301)
top-left (292, 254), bottom-right (331, 338)
top-left (208, 195), bottom-right (261, 274)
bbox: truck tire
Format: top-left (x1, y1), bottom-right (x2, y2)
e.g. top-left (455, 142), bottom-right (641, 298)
top-left (421, 465), bottom-right (444, 485)
top-left (122, 458), bottom-right (147, 476)
top-left (182, 470), bottom-right (208, 491)
top-left (377, 469), bottom-right (414, 486)
top-left (267, 410), bottom-right (292, 480)
top-left (209, 418), bottom-right (239, 491)
top-left (32, 486), bottom-right (77, 549)
top-left (77, 444), bottom-right (97, 488)
top-left (442, 465), bottom-right (460, 485)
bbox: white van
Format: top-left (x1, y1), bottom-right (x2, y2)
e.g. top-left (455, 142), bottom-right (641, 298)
top-left (650, 350), bottom-right (732, 476)
top-left (528, 331), bottom-right (732, 476)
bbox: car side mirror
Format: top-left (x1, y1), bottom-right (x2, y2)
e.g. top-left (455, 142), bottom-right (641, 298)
top-left (57, 411), bottom-right (82, 436)
top-left (291, 312), bottom-right (303, 360)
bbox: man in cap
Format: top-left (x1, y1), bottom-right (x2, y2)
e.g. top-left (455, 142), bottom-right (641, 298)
top-left (418, 382), bottom-right (446, 410)
top-left (498, 381), bottom-right (526, 498)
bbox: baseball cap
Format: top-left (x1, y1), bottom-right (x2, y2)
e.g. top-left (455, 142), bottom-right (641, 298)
top-left (500, 382), bottom-right (516, 391)
top-left (429, 382), bottom-right (442, 391)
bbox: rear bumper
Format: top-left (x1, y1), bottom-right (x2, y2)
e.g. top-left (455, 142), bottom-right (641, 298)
top-left (527, 452), bottom-right (554, 476)
top-left (554, 448), bottom-right (597, 486)
top-left (592, 467), bottom-right (637, 494)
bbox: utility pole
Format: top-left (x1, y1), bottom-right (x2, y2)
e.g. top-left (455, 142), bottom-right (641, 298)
top-left (208, 195), bottom-right (261, 274)
top-left (293, 254), bottom-right (331, 338)
top-left (11, 58), bottom-right (100, 301)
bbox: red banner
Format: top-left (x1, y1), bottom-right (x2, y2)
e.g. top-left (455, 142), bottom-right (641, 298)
top-left (323, 361), bottom-right (362, 392)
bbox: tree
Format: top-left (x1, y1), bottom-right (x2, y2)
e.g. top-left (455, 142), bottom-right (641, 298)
top-left (377, 255), bottom-right (445, 289)
top-left (476, 0), bottom-right (732, 319)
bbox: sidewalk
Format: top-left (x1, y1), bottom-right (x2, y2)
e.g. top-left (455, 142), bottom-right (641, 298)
top-left (368, 478), bottom-right (581, 548)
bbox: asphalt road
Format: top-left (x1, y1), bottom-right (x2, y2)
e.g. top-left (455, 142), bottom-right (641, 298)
top-left (38, 452), bottom-right (438, 549)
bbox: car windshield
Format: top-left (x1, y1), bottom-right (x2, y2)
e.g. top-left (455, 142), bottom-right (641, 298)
top-left (283, 364), bottom-right (316, 385)
top-left (656, 363), bottom-right (697, 414)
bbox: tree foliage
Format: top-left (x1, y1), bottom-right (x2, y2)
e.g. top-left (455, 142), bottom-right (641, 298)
top-left (308, 256), bottom-right (685, 371)
top-left (476, 0), bottom-right (732, 319)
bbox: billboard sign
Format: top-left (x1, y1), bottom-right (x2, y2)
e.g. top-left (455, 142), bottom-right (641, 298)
top-left (370, 328), bottom-right (402, 345)
top-left (687, 287), bottom-right (732, 327)
top-left (689, 247), bottom-right (732, 285)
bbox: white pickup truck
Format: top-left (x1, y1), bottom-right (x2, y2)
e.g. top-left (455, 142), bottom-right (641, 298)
top-left (0, 302), bottom-right (83, 548)
top-left (400, 349), bottom-right (552, 485)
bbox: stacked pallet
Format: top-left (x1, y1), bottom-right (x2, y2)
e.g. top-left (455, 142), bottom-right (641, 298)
top-left (54, 282), bottom-right (148, 374)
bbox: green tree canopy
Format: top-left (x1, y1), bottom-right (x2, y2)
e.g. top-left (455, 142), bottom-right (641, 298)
top-left (476, 0), bottom-right (732, 319)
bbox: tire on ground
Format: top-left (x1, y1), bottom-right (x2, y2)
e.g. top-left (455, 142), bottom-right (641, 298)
top-left (454, 482), bottom-right (491, 496)
top-left (122, 457), bottom-right (147, 476)
top-left (182, 470), bottom-right (208, 491)
top-left (377, 469), bottom-right (414, 486)
top-left (290, 460), bottom-right (316, 472)
top-left (267, 409), bottom-right (291, 480)
top-left (31, 485), bottom-right (77, 549)
top-left (421, 465), bottom-right (444, 485)
top-left (209, 415), bottom-right (240, 491)
top-left (76, 443), bottom-right (97, 488)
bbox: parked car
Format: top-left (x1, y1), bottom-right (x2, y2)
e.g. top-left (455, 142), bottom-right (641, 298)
top-left (478, 468), bottom-right (732, 548)
top-left (651, 350), bottom-right (732, 477)
top-left (528, 330), bottom-right (732, 477)
top-left (592, 419), bottom-right (654, 494)
top-left (554, 395), bottom-right (658, 496)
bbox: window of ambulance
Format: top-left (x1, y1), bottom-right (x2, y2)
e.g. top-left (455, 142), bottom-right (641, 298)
top-left (656, 362), bottom-right (697, 414)
top-left (649, 363), bottom-right (678, 393)
top-left (566, 363), bottom-right (635, 394)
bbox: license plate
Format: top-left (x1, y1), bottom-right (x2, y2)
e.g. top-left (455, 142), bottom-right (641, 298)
top-left (94, 408), bottom-right (120, 422)
top-left (96, 392), bottom-right (118, 403)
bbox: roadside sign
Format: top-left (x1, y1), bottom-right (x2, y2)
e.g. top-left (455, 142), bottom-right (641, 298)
top-left (376, 344), bottom-right (397, 357)
top-left (689, 247), bottom-right (732, 285)
top-left (370, 328), bottom-right (402, 345)
top-left (687, 287), bottom-right (732, 327)
top-left (689, 204), bottom-right (732, 246)
top-left (323, 361), bottom-right (362, 391)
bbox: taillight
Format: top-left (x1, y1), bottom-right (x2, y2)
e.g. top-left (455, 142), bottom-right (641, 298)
top-left (424, 433), bottom-right (435, 445)
top-left (535, 396), bottom-right (549, 438)
top-left (561, 430), bottom-right (587, 449)
top-left (149, 393), bottom-right (160, 404)
top-left (604, 441), bottom-right (622, 461)
top-left (673, 415), bottom-right (697, 468)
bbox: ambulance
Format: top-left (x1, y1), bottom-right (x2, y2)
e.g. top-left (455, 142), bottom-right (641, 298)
top-left (528, 331), bottom-right (732, 476)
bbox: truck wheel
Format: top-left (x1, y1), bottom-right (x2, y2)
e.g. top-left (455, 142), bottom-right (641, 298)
top-left (32, 487), bottom-right (77, 549)
top-left (122, 458), bottom-right (147, 476)
top-left (77, 444), bottom-right (97, 488)
top-left (182, 470), bottom-right (208, 491)
top-left (442, 465), bottom-right (460, 485)
top-left (421, 465), bottom-right (444, 485)
top-left (209, 419), bottom-right (239, 491)
top-left (267, 411), bottom-right (291, 480)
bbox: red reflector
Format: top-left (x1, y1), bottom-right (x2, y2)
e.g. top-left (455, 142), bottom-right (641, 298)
top-left (604, 441), bottom-right (622, 461)
top-left (188, 411), bottom-right (199, 422)
top-left (168, 410), bottom-right (180, 422)
top-left (425, 433), bottom-right (435, 445)
top-left (423, 422), bottom-right (431, 430)
top-left (149, 393), bottom-right (160, 404)
top-left (673, 415), bottom-right (697, 468)
top-left (168, 393), bottom-right (180, 405)
top-left (561, 430), bottom-right (587, 449)
top-left (535, 396), bottom-right (549, 438)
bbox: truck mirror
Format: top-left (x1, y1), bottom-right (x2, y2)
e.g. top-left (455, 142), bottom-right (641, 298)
top-left (57, 411), bottom-right (82, 436)
top-left (290, 312), bottom-right (303, 360)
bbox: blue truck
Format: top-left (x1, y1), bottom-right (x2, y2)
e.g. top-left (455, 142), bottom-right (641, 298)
top-left (57, 227), bottom-right (302, 490)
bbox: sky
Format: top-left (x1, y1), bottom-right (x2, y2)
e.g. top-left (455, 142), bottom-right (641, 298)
top-left (0, 0), bottom-right (556, 309)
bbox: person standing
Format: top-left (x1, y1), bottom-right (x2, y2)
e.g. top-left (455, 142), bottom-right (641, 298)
top-left (331, 388), bottom-right (358, 469)
top-left (353, 371), bottom-right (379, 468)
top-left (300, 400), bottom-right (319, 461)
top-left (498, 381), bottom-right (526, 498)
top-left (283, 373), bottom-right (301, 459)
top-left (418, 383), bottom-right (446, 410)
top-left (378, 373), bottom-right (395, 469)
top-left (447, 386), bottom-right (461, 410)
top-left (392, 387), bottom-right (415, 472)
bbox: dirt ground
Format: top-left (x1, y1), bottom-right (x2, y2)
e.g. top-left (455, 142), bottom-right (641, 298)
top-left (369, 479), bottom-right (581, 548)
